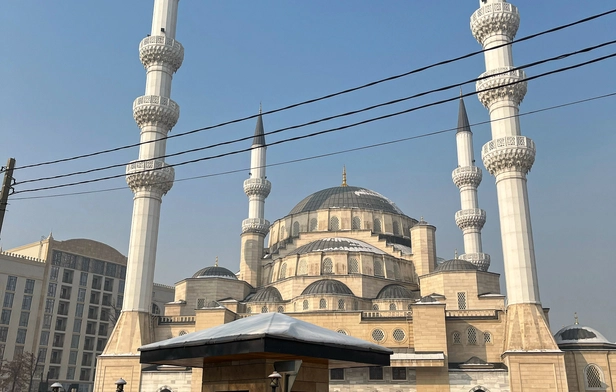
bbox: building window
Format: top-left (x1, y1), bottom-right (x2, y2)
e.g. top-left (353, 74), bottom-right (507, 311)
top-left (100, 308), bottom-right (110, 321)
top-left (298, 259), bottom-right (308, 275)
top-left (371, 329), bottom-right (385, 342)
top-left (68, 351), bottom-right (77, 365)
top-left (52, 333), bottom-right (64, 347)
top-left (98, 323), bottom-right (108, 336)
top-left (116, 295), bottom-right (123, 308)
top-left (24, 279), bottom-right (35, 294)
top-left (38, 348), bottom-right (47, 362)
top-left (45, 299), bottom-right (55, 314)
top-left (393, 263), bottom-right (400, 279)
top-left (329, 216), bottom-right (340, 231)
top-left (60, 286), bottom-right (71, 300)
top-left (90, 291), bottom-right (100, 304)
top-left (77, 288), bottom-right (86, 303)
top-left (348, 257), bottom-right (359, 274)
top-left (104, 278), bottom-right (114, 292)
top-left (62, 269), bottom-right (74, 284)
top-left (393, 221), bottom-right (400, 236)
top-left (73, 319), bottom-right (82, 333)
top-left (19, 312), bottom-right (29, 327)
top-left (6, 276), bottom-right (17, 291)
top-left (373, 218), bottom-right (382, 233)
top-left (91, 275), bottom-right (102, 290)
top-left (96, 338), bottom-right (107, 352)
top-left (302, 300), bottom-right (309, 310)
top-left (337, 299), bottom-right (345, 310)
top-left (50, 350), bottom-right (62, 364)
top-left (55, 317), bottom-right (67, 331)
top-left (292, 221), bottom-right (300, 237)
top-left (277, 306), bottom-right (284, 313)
top-left (79, 272), bottom-right (88, 287)
top-left (102, 294), bottom-right (112, 306)
top-left (21, 296), bottom-right (32, 311)
top-left (3, 293), bottom-right (14, 308)
top-left (372, 304), bottom-right (379, 310)
top-left (48, 367), bottom-right (59, 380)
top-left (319, 299), bottom-right (327, 309)
top-left (279, 225), bottom-right (285, 240)
top-left (337, 329), bottom-right (347, 335)
top-left (467, 327), bottom-right (477, 345)
top-left (86, 321), bottom-right (97, 335)
top-left (389, 303), bottom-right (397, 311)
top-left (457, 292), bottom-right (467, 310)
top-left (392, 329), bottom-right (406, 342)
top-left (92, 260), bottom-right (104, 275)
top-left (58, 301), bottom-right (70, 316)
top-left (352, 216), bottom-right (361, 230)
top-left (16, 329), bottom-right (27, 344)
top-left (330, 368), bottom-right (344, 380)
top-left (374, 260), bottom-right (384, 277)
top-left (322, 258), bottom-right (333, 275)
top-left (70, 335), bottom-right (80, 349)
top-left (40, 331), bottom-right (50, 346)
top-left (309, 218), bottom-right (317, 232)
top-left (79, 368), bottom-right (91, 382)
top-left (452, 331), bottom-right (461, 345)
top-left (84, 337), bottom-right (94, 351)
top-left (483, 332), bottom-right (492, 344)
top-left (66, 367), bottom-right (75, 380)
top-left (369, 367), bottom-right (383, 380)
top-left (50, 266), bottom-right (59, 282)
top-left (279, 263), bottom-right (287, 280)
top-left (246, 307), bottom-right (252, 314)
top-left (0, 327), bottom-right (8, 342)
top-left (392, 367), bottom-right (406, 380)
top-left (42, 314), bottom-right (52, 329)
top-left (585, 364), bottom-right (604, 389)
top-left (1, 309), bottom-right (11, 325)
top-left (88, 306), bottom-right (98, 320)
top-left (75, 303), bottom-right (84, 318)
top-left (261, 306), bottom-right (268, 314)
top-left (151, 303), bottom-right (160, 315)
top-left (47, 283), bottom-right (57, 297)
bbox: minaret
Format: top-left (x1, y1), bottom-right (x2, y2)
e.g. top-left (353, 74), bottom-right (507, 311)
top-left (96, 1), bottom-right (183, 390)
top-left (239, 108), bottom-right (271, 287)
top-left (452, 95), bottom-right (490, 271)
top-left (471, 1), bottom-right (568, 390)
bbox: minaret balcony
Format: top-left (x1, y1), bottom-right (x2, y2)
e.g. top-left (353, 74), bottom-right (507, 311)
top-left (243, 178), bottom-right (271, 198)
top-left (459, 252), bottom-right (491, 272)
top-left (133, 95), bottom-right (180, 131)
top-left (455, 208), bottom-right (486, 230)
top-left (126, 159), bottom-right (174, 195)
top-left (476, 67), bottom-right (527, 108)
top-left (452, 166), bottom-right (482, 188)
top-left (139, 35), bottom-right (184, 73)
top-left (471, 2), bottom-right (520, 44)
top-left (482, 136), bottom-right (535, 176)
top-left (242, 218), bottom-right (271, 235)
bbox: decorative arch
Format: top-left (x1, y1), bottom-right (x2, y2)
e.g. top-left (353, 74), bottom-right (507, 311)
top-left (322, 258), bottom-right (333, 274)
top-left (157, 386), bottom-right (173, 392)
top-left (393, 221), bottom-right (400, 236)
top-left (292, 221), bottom-right (300, 237)
top-left (319, 298), bottom-right (327, 309)
top-left (467, 326), bottom-right (477, 345)
top-left (584, 364), bottom-right (604, 389)
top-left (309, 218), bottom-right (317, 232)
top-left (298, 259), bottom-right (308, 275)
top-left (468, 387), bottom-right (490, 392)
top-left (348, 257), bottom-right (359, 274)
top-left (330, 216), bottom-right (340, 231)
top-left (279, 263), bottom-right (287, 280)
top-left (352, 216), bottom-right (361, 230)
top-left (373, 218), bottom-right (382, 233)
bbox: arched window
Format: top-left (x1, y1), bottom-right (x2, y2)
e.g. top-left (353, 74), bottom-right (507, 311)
top-left (319, 299), bottom-right (327, 309)
top-left (393, 263), bottom-right (400, 279)
top-left (374, 259), bottom-right (384, 277)
top-left (309, 218), bottom-right (317, 232)
top-left (372, 304), bottom-right (379, 310)
top-left (279, 225), bottom-right (285, 239)
top-left (277, 306), bottom-right (284, 313)
top-left (373, 218), bottom-right (382, 233)
top-left (329, 216), bottom-right (340, 231)
top-left (393, 221), bottom-right (400, 236)
top-left (452, 331), bottom-right (461, 345)
top-left (246, 306), bottom-right (252, 314)
top-left (585, 364), bottom-right (604, 388)
top-left (338, 299), bottom-right (345, 310)
top-left (467, 327), bottom-right (477, 345)
top-left (352, 216), bottom-right (361, 230)
top-left (348, 257), bottom-right (359, 274)
top-left (302, 300), bottom-right (309, 310)
top-left (483, 332), bottom-right (492, 344)
top-left (389, 303), bottom-right (396, 311)
top-left (322, 258), bottom-right (333, 274)
top-left (279, 263), bottom-right (287, 280)
top-left (292, 221), bottom-right (300, 237)
top-left (298, 259), bottom-right (308, 275)
top-left (151, 303), bottom-right (160, 315)
top-left (261, 306), bottom-right (268, 313)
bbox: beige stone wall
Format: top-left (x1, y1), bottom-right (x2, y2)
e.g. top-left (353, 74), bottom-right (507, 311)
top-left (410, 224), bottom-right (437, 278)
top-left (94, 356), bottom-right (142, 392)
top-left (562, 351), bottom-right (615, 392)
top-left (168, 278), bottom-right (251, 315)
top-left (446, 315), bottom-right (506, 364)
top-left (505, 353), bottom-right (569, 392)
top-left (420, 271), bottom-right (502, 311)
top-left (141, 368), bottom-right (192, 392)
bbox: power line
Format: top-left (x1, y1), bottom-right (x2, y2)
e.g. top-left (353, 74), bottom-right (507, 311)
top-left (10, 91), bottom-right (616, 201)
top-left (13, 7), bottom-right (616, 171)
top-left (12, 53), bottom-right (616, 195)
top-left (15, 39), bottom-right (616, 186)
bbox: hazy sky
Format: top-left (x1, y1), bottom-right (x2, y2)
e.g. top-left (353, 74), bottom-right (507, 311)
top-left (1, 1), bottom-right (614, 341)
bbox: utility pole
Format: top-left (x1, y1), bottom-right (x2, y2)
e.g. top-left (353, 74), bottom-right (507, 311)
top-left (0, 158), bottom-right (16, 239)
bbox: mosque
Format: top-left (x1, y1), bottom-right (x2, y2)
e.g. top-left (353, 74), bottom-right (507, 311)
top-left (89, 0), bottom-right (616, 391)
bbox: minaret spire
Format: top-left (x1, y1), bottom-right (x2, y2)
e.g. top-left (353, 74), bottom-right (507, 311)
top-left (240, 106), bottom-right (271, 286)
top-left (452, 94), bottom-right (490, 271)
top-left (341, 166), bottom-right (347, 187)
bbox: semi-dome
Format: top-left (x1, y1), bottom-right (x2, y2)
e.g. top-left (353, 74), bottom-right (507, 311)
top-left (302, 279), bottom-right (354, 296)
top-left (554, 324), bottom-right (612, 346)
top-left (292, 237), bottom-right (385, 256)
top-left (249, 286), bottom-right (283, 302)
top-left (289, 186), bottom-right (404, 215)
top-left (376, 284), bottom-right (416, 299)
top-left (434, 258), bottom-right (478, 272)
top-left (192, 265), bottom-right (238, 279)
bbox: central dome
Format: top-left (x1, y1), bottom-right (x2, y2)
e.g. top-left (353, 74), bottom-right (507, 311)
top-left (289, 186), bottom-right (404, 215)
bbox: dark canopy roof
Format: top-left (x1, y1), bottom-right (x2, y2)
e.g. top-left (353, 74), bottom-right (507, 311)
top-left (192, 266), bottom-right (237, 279)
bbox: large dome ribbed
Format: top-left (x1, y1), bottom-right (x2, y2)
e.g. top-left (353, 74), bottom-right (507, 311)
top-left (289, 186), bottom-right (404, 215)
top-left (434, 259), bottom-right (478, 272)
top-left (192, 266), bottom-right (237, 279)
top-left (292, 237), bottom-right (385, 256)
top-left (249, 286), bottom-right (283, 302)
top-left (376, 284), bottom-right (416, 299)
top-left (302, 279), bottom-right (354, 296)
top-left (554, 324), bottom-right (612, 345)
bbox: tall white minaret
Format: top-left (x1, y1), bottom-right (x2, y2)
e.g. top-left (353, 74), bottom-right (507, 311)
top-left (472, 3), bottom-right (567, 381)
top-left (105, 0), bottom-right (182, 354)
top-left (452, 95), bottom-right (490, 271)
top-left (239, 108), bottom-right (271, 287)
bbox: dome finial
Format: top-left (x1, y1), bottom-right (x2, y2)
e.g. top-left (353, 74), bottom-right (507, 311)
top-left (215, 256), bottom-right (219, 267)
top-left (454, 249), bottom-right (458, 259)
top-left (574, 312), bottom-right (578, 325)
top-left (341, 165), bottom-right (347, 187)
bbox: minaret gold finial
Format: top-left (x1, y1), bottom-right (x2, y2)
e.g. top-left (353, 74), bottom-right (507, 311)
top-left (574, 312), bottom-right (578, 325)
top-left (215, 256), bottom-right (219, 267)
top-left (341, 166), bottom-right (347, 187)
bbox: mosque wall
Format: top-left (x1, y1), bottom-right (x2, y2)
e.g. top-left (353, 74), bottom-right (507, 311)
top-left (141, 368), bottom-right (192, 392)
top-left (448, 370), bottom-right (510, 392)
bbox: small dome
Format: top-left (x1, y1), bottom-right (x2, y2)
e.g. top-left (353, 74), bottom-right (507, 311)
top-left (554, 324), bottom-right (612, 345)
top-left (434, 258), bottom-right (478, 272)
top-left (302, 279), bottom-right (354, 296)
top-left (249, 286), bottom-right (283, 302)
top-left (292, 237), bottom-right (385, 256)
top-left (192, 266), bottom-right (238, 279)
top-left (376, 284), bottom-right (415, 299)
top-left (289, 186), bottom-right (405, 215)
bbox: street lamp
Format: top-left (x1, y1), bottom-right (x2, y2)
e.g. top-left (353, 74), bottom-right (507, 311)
top-left (115, 378), bottom-right (127, 392)
top-left (268, 371), bottom-right (281, 392)
top-left (50, 382), bottom-right (63, 392)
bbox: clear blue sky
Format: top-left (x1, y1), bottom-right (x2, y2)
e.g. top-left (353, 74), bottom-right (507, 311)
top-left (1, 1), bottom-right (614, 340)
